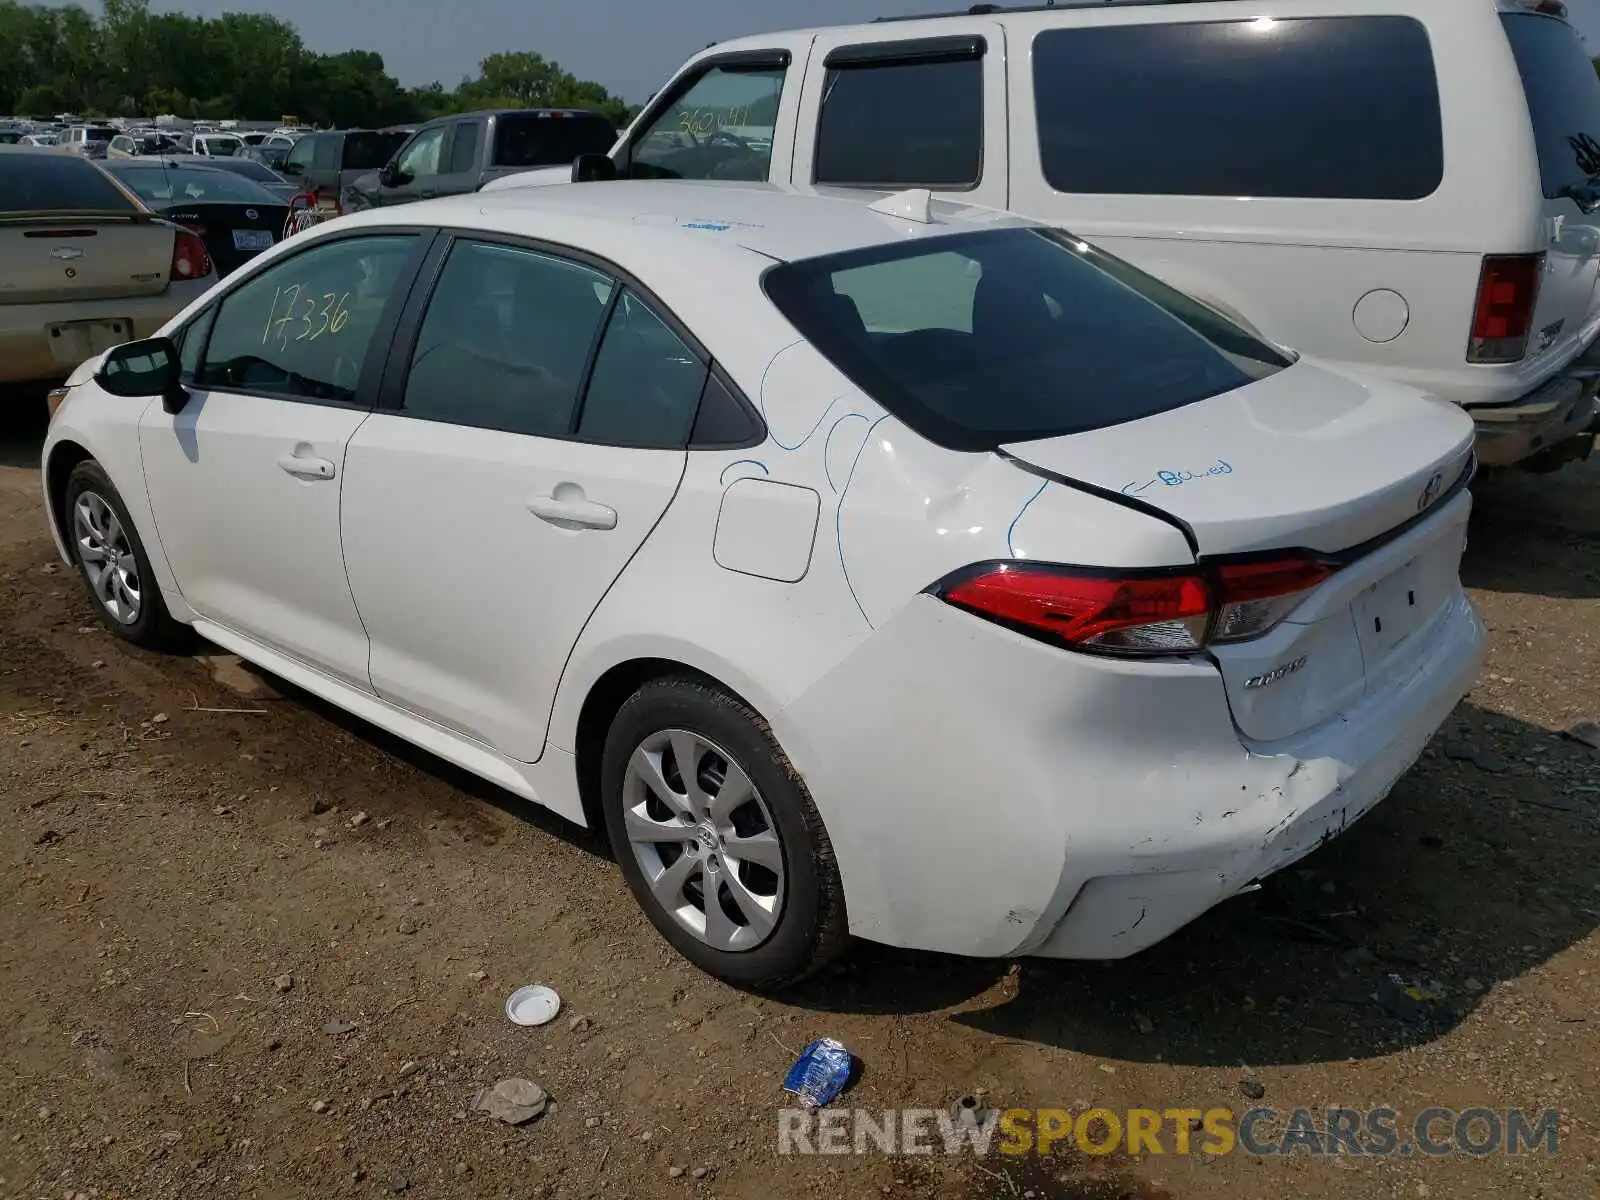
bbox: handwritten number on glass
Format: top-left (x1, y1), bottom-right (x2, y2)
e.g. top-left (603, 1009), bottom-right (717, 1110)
top-left (260, 283), bottom-right (352, 350)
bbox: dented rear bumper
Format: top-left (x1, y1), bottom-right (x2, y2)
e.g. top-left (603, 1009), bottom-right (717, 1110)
top-left (1030, 589), bottom-right (1484, 958)
top-left (782, 564), bottom-right (1484, 963)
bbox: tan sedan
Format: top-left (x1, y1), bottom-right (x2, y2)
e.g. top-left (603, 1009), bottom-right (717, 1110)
top-left (1, 145), bottom-right (216, 387)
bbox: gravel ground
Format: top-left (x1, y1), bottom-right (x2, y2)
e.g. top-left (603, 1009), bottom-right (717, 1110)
top-left (1, 398), bottom-right (1597, 1200)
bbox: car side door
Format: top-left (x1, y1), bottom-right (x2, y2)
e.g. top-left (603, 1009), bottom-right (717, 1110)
top-left (614, 49), bottom-right (801, 184)
top-left (339, 234), bottom-right (708, 760)
top-left (138, 230), bottom-right (429, 689)
top-left (379, 125), bottom-right (448, 204)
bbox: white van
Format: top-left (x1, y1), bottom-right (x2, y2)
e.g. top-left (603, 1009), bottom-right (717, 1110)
top-left (486, 0), bottom-right (1600, 470)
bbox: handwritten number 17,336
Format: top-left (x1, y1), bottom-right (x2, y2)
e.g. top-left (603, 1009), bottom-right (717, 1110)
top-left (261, 284), bottom-right (351, 350)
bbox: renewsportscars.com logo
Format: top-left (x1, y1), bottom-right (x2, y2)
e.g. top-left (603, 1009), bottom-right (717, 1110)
top-left (778, 1106), bottom-right (1564, 1158)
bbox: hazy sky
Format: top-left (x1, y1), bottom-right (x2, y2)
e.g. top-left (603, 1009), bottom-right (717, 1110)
top-left (46, 0), bottom-right (1600, 104)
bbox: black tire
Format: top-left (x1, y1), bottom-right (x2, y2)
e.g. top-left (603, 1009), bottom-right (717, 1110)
top-left (61, 460), bottom-right (186, 648)
top-left (600, 677), bottom-right (849, 990)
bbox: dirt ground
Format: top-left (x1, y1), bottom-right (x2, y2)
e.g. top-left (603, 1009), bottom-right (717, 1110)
top-left (1, 395), bottom-right (1597, 1200)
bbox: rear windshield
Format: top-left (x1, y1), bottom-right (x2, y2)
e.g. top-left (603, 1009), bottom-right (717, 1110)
top-left (204, 158), bottom-right (282, 183)
top-left (107, 165), bottom-right (282, 206)
top-left (0, 153), bottom-right (136, 213)
top-left (492, 114), bottom-right (616, 168)
top-left (84, 127), bottom-right (117, 142)
top-left (1501, 14), bottom-right (1600, 202)
top-left (1032, 17), bottom-right (1442, 200)
top-left (343, 131), bottom-right (410, 169)
top-left (763, 228), bottom-right (1291, 453)
top-left (198, 136), bottom-right (241, 156)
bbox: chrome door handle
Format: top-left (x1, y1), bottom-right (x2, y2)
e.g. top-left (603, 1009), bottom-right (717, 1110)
top-left (277, 453), bottom-right (336, 480)
top-left (527, 495), bottom-right (617, 530)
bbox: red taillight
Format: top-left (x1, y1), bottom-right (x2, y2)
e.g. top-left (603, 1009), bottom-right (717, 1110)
top-left (1468, 254), bottom-right (1543, 364)
top-left (171, 228), bottom-right (212, 281)
top-left (934, 555), bottom-right (1336, 656)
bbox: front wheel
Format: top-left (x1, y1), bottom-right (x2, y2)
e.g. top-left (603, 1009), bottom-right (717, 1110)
top-left (600, 678), bottom-right (849, 990)
top-left (62, 460), bottom-right (185, 648)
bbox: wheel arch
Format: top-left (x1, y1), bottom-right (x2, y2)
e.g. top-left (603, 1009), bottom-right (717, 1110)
top-left (44, 438), bottom-right (95, 555)
top-left (570, 655), bottom-right (769, 836)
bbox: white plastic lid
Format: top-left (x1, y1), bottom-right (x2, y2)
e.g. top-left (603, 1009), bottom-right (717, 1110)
top-left (504, 984), bottom-right (561, 1027)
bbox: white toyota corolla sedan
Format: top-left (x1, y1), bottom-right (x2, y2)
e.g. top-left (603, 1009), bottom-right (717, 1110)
top-left (42, 180), bottom-right (1485, 988)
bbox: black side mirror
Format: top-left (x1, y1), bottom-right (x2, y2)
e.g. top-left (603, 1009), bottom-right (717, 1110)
top-left (379, 162), bottom-right (408, 188)
top-left (571, 153), bottom-right (617, 184)
top-left (280, 159), bottom-right (302, 176)
top-left (98, 335), bottom-right (189, 414)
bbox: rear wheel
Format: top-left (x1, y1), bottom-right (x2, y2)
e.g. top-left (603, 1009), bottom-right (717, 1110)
top-left (63, 460), bottom-right (185, 648)
top-left (600, 677), bottom-right (848, 990)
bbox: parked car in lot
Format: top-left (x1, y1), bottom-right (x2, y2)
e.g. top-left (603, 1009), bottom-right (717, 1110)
top-left (40, 181), bottom-right (1484, 986)
top-left (184, 132), bottom-right (245, 158)
top-left (151, 153), bottom-right (299, 202)
top-left (59, 124), bottom-right (118, 159)
top-left (343, 109), bottom-right (616, 209)
top-left (0, 146), bottom-right (213, 386)
top-left (240, 144), bottom-right (292, 173)
top-left (487, 0), bottom-right (1600, 474)
top-left (99, 159), bottom-right (287, 277)
top-left (277, 127), bottom-right (413, 215)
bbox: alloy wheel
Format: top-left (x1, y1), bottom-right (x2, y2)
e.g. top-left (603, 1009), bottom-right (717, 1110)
top-left (73, 491), bottom-right (141, 625)
top-left (621, 728), bottom-right (786, 952)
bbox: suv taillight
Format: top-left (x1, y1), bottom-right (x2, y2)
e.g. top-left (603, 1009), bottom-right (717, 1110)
top-left (933, 556), bottom-right (1337, 657)
top-left (1468, 254), bottom-right (1543, 364)
top-left (171, 228), bottom-right (212, 282)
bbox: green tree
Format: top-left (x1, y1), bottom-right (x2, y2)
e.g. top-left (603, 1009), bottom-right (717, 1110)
top-left (0, 1), bottom-right (636, 127)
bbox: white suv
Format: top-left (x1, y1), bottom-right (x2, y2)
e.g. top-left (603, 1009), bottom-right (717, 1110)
top-left (487, 0), bottom-right (1600, 472)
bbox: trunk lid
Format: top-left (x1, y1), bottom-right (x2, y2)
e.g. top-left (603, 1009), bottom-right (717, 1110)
top-left (1000, 359), bottom-right (1475, 558)
top-left (0, 213), bottom-right (174, 304)
top-left (159, 201), bottom-right (286, 277)
top-left (1001, 360), bottom-right (1477, 743)
top-left (1500, 11), bottom-right (1600, 366)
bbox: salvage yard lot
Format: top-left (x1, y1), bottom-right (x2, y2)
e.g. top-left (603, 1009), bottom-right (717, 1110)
top-left (0, 399), bottom-right (1597, 1200)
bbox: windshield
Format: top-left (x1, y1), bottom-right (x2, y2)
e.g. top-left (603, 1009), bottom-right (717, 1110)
top-left (107, 165), bottom-right (282, 206)
top-left (344, 131), bottom-right (410, 169)
top-left (1501, 14), bottom-right (1600, 202)
top-left (0, 152), bottom-right (137, 212)
top-left (763, 228), bottom-right (1291, 453)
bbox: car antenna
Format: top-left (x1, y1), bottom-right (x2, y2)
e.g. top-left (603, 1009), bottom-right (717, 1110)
top-left (867, 188), bottom-right (937, 224)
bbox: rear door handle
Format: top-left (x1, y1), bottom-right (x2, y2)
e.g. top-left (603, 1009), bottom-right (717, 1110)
top-left (277, 453), bottom-right (336, 480)
top-left (527, 495), bottom-right (617, 530)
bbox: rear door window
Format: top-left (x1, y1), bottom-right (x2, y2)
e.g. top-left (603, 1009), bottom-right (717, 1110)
top-left (814, 43), bottom-right (983, 189)
top-left (1501, 13), bottom-right (1600, 202)
top-left (763, 228), bottom-right (1290, 452)
top-left (448, 120), bottom-right (481, 173)
top-left (492, 113), bottom-right (617, 168)
top-left (402, 240), bottom-right (615, 437)
top-left (1032, 17), bottom-right (1442, 200)
top-left (0, 153), bottom-right (136, 212)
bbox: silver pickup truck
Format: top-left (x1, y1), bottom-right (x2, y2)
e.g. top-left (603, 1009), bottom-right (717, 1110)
top-left (341, 108), bottom-right (617, 211)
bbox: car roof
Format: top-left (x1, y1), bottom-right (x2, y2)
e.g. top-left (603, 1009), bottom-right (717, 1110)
top-left (383, 180), bottom-right (1038, 266)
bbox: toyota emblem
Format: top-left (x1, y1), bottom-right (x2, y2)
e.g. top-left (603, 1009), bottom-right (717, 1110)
top-left (1416, 470), bottom-right (1444, 513)
top-left (49, 246), bottom-right (84, 261)
top-left (245, 208), bottom-right (258, 220)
